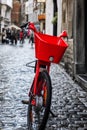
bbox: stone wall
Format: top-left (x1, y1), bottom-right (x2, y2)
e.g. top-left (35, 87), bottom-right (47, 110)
top-left (60, 39), bottom-right (74, 77)
top-left (59, 0), bottom-right (74, 78)
top-left (45, 0), bottom-right (74, 78)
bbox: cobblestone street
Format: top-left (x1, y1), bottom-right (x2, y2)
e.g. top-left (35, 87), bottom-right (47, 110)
top-left (0, 40), bottom-right (87, 130)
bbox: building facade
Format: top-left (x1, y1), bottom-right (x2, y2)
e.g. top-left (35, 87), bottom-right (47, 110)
top-left (20, 0), bottom-right (27, 25)
top-left (73, 0), bottom-right (87, 88)
top-left (0, 0), bottom-right (13, 41)
top-left (27, 0), bottom-right (44, 32)
top-left (46, 0), bottom-right (87, 88)
top-left (45, 0), bottom-right (53, 35)
top-left (11, 0), bottom-right (21, 26)
top-left (37, 0), bottom-right (46, 33)
top-left (28, 0), bottom-right (35, 22)
top-left (58, 0), bottom-right (87, 88)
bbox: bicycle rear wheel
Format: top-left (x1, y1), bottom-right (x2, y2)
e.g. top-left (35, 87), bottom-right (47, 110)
top-left (27, 70), bottom-right (52, 130)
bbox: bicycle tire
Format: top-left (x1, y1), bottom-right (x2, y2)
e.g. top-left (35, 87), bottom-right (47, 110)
top-left (27, 70), bottom-right (52, 130)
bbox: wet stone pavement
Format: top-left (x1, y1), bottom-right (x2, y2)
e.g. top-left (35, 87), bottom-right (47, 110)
top-left (0, 40), bottom-right (87, 130)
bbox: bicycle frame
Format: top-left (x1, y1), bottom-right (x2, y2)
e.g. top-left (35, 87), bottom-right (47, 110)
top-left (32, 60), bottom-right (51, 96)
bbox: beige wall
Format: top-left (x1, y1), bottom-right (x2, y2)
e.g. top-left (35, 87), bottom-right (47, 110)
top-left (59, 0), bottom-right (74, 77)
top-left (45, 0), bottom-right (53, 35)
top-left (57, 0), bottom-right (62, 35)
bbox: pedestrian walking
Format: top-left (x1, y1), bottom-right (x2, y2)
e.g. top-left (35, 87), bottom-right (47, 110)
top-left (19, 29), bottom-right (24, 44)
top-left (11, 28), bottom-right (17, 45)
top-left (29, 30), bottom-right (34, 47)
top-left (27, 29), bottom-right (31, 43)
top-left (1, 28), bottom-right (7, 44)
top-left (6, 28), bottom-right (11, 44)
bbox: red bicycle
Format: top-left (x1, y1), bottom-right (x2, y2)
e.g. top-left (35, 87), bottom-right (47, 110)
top-left (22, 22), bottom-right (68, 130)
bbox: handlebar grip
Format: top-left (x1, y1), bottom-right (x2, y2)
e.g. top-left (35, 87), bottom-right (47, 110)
top-left (20, 22), bottom-right (38, 32)
top-left (28, 22), bottom-right (37, 32)
top-left (59, 31), bottom-right (68, 38)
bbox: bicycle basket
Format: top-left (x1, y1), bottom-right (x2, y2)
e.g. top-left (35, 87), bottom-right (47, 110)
top-left (34, 32), bottom-right (68, 64)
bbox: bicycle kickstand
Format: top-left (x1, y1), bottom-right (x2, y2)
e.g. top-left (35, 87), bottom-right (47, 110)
top-left (49, 110), bottom-right (57, 117)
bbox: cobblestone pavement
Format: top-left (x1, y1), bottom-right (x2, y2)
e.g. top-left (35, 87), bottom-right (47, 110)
top-left (0, 40), bottom-right (87, 130)
top-left (46, 65), bottom-right (87, 130)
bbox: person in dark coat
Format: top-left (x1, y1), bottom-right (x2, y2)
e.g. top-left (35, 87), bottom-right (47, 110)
top-left (19, 30), bottom-right (24, 44)
top-left (6, 28), bottom-right (11, 44)
top-left (2, 28), bottom-right (6, 44)
top-left (11, 28), bottom-right (17, 45)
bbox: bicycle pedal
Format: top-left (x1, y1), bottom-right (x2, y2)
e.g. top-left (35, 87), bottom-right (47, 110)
top-left (22, 100), bottom-right (29, 104)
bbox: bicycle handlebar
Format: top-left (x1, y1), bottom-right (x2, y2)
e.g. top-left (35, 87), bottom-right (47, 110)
top-left (20, 22), bottom-right (29, 28)
top-left (58, 31), bottom-right (68, 38)
top-left (28, 22), bottom-right (38, 32)
top-left (21, 21), bottom-right (68, 38)
top-left (28, 22), bottom-right (68, 38)
top-left (20, 22), bottom-right (38, 32)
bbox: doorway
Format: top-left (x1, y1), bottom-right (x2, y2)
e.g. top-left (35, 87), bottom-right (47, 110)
top-left (85, 0), bottom-right (87, 72)
top-left (73, 0), bottom-right (87, 88)
top-left (53, 0), bottom-right (57, 36)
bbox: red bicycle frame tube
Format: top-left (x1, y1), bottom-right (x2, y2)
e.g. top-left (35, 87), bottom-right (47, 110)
top-left (33, 60), bottom-right (51, 95)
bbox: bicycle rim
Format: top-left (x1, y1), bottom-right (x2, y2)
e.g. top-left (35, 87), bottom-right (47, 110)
top-left (27, 70), bottom-right (52, 130)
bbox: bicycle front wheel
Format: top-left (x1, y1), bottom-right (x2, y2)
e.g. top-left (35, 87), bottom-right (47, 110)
top-left (27, 70), bottom-right (52, 130)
